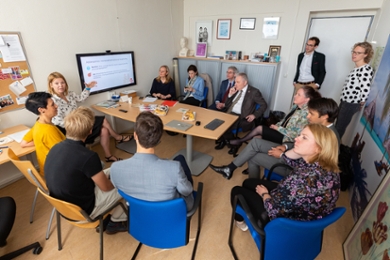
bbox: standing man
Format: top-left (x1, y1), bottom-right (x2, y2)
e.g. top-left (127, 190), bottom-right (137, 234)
top-left (215, 72), bottom-right (267, 153)
top-left (209, 66), bottom-right (238, 111)
top-left (293, 36), bottom-right (326, 92)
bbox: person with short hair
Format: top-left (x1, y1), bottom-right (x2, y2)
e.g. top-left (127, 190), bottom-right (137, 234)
top-left (48, 71), bottom-right (132, 162)
top-left (149, 65), bottom-right (176, 100)
top-left (293, 36), bottom-right (326, 92)
top-left (210, 97), bottom-right (339, 180)
top-left (230, 124), bottom-right (340, 231)
top-left (335, 41), bottom-right (374, 139)
top-left (111, 112), bottom-right (194, 211)
top-left (45, 107), bottom-right (127, 234)
top-left (180, 64), bottom-right (205, 106)
top-left (209, 66), bottom-right (238, 111)
top-left (21, 92), bottom-right (65, 177)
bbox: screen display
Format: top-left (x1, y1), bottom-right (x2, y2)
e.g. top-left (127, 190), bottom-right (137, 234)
top-left (76, 51), bottom-right (136, 95)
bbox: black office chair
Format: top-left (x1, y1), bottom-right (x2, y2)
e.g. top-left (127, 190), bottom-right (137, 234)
top-left (0, 196), bottom-right (42, 260)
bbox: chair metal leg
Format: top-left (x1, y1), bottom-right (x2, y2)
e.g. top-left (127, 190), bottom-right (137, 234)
top-left (99, 217), bottom-right (103, 260)
top-left (228, 197), bottom-right (239, 260)
top-left (45, 207), bottom-right (56, 240)
top-left (56, 211), bottom-right (62, 251)
top-left (131, 243), bottom-right (143, 260)
top-left (0, 241), bottom-right (42, 259)
top-left (30, 189), bottom-right (39, 223)
top-left (191, 198), bottom-right (202, 260)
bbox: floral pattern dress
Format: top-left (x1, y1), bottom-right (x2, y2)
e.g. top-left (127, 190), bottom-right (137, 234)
top-left (51, 89), bottom-right (90, 128)
top-left (264, 154), bottom-right (340, 221)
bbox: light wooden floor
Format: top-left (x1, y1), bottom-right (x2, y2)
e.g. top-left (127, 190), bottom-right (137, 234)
top-left (0, 132), bottom-right (352, 259)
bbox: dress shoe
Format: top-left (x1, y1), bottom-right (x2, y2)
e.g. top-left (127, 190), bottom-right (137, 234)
top-left (215, 140), bottom-right (227, 150)
top-left (242, 168), bottom-right (249, 175)
top-left (228, 144), bottom-right (241, 155)
top-left (209, 164), bottom-right (233, 179)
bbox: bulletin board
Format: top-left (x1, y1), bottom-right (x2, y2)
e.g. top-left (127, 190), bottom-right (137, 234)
top-left (0, 32), bottom-right (36, 113)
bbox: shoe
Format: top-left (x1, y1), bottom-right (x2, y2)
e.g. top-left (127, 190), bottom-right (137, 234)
top-left (215, 140), bottom-right (227, 150)
top-left (242, 168), bottom-right (249, 175)
top-left (228, 144), bottom-right (241, 155)
top-left (235, 221), bottom-right (248, 231)
top-left (95, 214), bottom-right (111, 233)
top-left (105, 155), bottom-right (123, 162)
top-left (117, 135), bottom-right (133, 143)
top-left (105, 220), bottom-right (128, 235)
top-left (209, 164), bottom-right (233, 179)
top-left (166, 130), bottom-right (178, 136)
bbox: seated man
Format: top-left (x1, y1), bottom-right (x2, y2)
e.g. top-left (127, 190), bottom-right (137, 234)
top-left (111, 112), bottom-right (194, 211)
top-left (215, 72), bottom-right (267, 154)
top-left (210, 97), bottom-right (339, 179)
top-left (45, 107), bottom-right (127, 234)
top-left (209, 66), bottom-right (238, 110)
top-left (21, 92), bottom-right (65, 177)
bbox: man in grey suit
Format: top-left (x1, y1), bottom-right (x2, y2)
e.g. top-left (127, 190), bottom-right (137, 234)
top-left (210, 98), bottom-right (339, 179)
top-left (215, 72), bottom-right (267, 153)
top-left (111, 112), bottom-right (194, 211)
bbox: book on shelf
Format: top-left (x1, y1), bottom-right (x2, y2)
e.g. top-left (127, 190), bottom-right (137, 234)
top-left (207, 56), bottom-right (223, 60)
top-left (161, 100), bottom-right (178, 107)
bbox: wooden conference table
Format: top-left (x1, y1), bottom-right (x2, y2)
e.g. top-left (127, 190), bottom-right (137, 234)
top-left (92, 97), bottom-right (238, 175)
top-left (0, 125), bottom-right (35, 165)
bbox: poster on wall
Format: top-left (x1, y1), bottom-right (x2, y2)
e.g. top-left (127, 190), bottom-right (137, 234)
top-left (348, 35), bottom-right (390, 221)
top-left (343, 169), bottom-right (390, 260)
top-left (195, 20), bottom-right (213, 46)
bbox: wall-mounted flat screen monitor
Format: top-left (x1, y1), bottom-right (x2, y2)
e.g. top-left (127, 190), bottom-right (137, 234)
top-left (76, 51), bottom-right (136, 95)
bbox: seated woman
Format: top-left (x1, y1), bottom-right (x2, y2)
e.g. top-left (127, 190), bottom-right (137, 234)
top-left (229, 86), bottom-right (321, 150)
top-left (21, 92), bottom-right (66, 177)
top-left (149, 65), bottom-right (176, 100)
top-left (230, 124), bottom-right (340, 230)
top-left (180, 64), bottom-right (205, 106)
top-left (48, 72), bottom-right (132, 162)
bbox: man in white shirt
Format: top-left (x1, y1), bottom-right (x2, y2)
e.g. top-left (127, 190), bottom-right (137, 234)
top-left (293, 37), bottom-right (326, 92)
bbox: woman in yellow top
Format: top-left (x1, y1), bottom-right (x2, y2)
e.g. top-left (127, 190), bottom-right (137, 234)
top-left (21, 92), bottom-right (65, 177)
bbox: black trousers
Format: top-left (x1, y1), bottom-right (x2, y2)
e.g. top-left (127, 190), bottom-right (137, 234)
top-left (230, 178), bottom-right (278, 227)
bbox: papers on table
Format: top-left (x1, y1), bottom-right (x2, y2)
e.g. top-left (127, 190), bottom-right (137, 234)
top-left (7, 129), bottom-right (30, 143)
top-left (143, 97), bottom-right (157, 102)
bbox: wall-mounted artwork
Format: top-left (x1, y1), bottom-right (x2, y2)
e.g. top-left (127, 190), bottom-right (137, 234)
top-left (196, 20), bottom-right (213, 46)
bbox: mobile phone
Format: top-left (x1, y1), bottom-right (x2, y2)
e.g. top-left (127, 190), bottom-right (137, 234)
top-left (119, 109), bottom-right (128, 113)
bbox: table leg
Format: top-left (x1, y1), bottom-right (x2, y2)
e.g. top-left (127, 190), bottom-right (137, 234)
top-left (173, 135), bottom-right (213, 176)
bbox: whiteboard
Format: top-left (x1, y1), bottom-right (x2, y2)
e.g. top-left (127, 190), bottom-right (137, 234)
top-left (307, 16), bottom-right (373, 102)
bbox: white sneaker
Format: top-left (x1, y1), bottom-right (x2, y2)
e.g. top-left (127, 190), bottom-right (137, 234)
top-left (235, 221), bottom-right (248, 231)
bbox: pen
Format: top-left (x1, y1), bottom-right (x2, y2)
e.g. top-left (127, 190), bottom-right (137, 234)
top-left (0, 146), bottom-right (9, 149)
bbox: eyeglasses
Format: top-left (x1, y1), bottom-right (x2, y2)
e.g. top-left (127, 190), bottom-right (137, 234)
top-left (351, 51), bottom-right (365, 55)
top-left (226, 71), bottom-right (234, 74)
top-left (306, 43), bottom-right (315, 47)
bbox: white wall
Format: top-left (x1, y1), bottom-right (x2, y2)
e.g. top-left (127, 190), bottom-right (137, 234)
top-left (0, 0), bottom-right (184, 186)
top-left (183, 0), bottom-right (385, 112)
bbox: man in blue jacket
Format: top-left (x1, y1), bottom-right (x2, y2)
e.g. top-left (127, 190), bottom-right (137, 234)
top-left (209, 66), bottom-right (238, 110)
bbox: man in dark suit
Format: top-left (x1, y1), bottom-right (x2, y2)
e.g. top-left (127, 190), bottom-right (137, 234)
top-left (215, 72), bottom-right (267, 153)
top-left (209, 66), bottom-right (238, 110)
top-left (293, 36), bottom-right (326, 92)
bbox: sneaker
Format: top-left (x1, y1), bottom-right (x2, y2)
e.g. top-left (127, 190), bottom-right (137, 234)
top-left (105, 220), bottom-right (128, 235)
top-left (235, 221), bottom-right (248, 231)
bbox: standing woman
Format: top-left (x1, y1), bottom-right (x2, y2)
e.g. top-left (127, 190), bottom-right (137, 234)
top-left (149, 65), bottom-right (176, 100)
top-left (48, 72), bottom-right (132, 162)
top-left (335, 42), bottom-right (374, 138)
top-left (180, 64), bottom-right (205, 106)
top-left (230, 124), bottom-right (340, 230)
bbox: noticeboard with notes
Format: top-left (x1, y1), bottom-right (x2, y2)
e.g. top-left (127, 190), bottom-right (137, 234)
top-left (0, 32), bottom-right (36, 113)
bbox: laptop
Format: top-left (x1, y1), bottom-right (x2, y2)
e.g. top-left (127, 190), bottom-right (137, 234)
top-left (165, 120), bottom-right (193, 132)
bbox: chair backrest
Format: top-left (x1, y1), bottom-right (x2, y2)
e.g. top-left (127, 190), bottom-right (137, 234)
top-left (7, 149), bottom-right (48, 192)
top-left (198, 73), bottom-right (213, 106)
top-left (236, 205), bottom-right (346, 260)
top-left (37, 188), bottom-right (97, 228)
top-left (201, 86), bottom-right (209, 107)
top-left (118, 189), bottom-right (189, 249)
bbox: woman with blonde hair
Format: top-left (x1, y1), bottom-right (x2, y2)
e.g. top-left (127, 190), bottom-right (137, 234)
top-left (230, 124), bottom-right (340, 231)
top-left (149, 65), bottom-right (176, 100)
top-left (48, 72), bottom-right (132, 162)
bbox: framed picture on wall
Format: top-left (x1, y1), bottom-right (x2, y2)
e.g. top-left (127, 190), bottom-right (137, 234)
top-left (343, 170), bottom-right (390, 259)
top-left (195, 20), bottom-right (213, 46)
top-left (195, 43), bottom-right (207, 58)
top-left (217, 19), bottom-right (232, 40)
top-left (239, 18), bottom-right (256, 30)
top-left (268, 45), bottom-right (281, 61)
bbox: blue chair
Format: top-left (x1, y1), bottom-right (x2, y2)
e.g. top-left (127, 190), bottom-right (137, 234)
top-left (200, 86), bottom-right (209, 108)
top-left (118, 182), bottom-right (203, 260)
top-left (263, 163), bottom-right (293, 182)
top-left (228, 194), bottom-right (346, 260)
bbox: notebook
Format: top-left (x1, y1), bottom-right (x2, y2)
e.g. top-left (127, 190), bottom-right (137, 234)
top-left (204, 119), bottom-right (225, 130)
top-left (165, 120), bottom-right (193, 132)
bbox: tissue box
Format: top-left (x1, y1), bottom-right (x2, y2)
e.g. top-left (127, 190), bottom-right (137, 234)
top-left (120, 90), bottom-right (137, 99)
